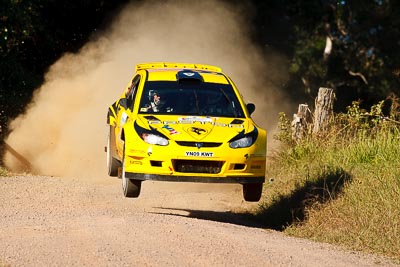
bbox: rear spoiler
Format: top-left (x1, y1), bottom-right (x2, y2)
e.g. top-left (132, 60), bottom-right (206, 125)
top-left (135, 62), bottom-right (222, 72)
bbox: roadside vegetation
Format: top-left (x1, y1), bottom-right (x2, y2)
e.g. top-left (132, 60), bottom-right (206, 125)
top-left (259, 97), bottom-right (400, 261)
top-left (0, 166), bottom-right (8, 177)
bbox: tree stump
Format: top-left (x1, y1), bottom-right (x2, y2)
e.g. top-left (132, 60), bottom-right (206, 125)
top-left (291, 104), bottom-right (311, 141)
top-left (313, 87), bottom-right (335, 134)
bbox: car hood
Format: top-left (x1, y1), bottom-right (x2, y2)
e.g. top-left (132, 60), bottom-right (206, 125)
top-left (136, 115), bottom-right (253, 142)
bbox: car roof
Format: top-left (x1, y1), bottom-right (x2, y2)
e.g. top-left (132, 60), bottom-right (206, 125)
top-left (136, 62), bottom-right (230, 84)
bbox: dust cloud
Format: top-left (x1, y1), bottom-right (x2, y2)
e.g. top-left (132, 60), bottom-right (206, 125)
top-left (3, 0), bottom-right (290, 179)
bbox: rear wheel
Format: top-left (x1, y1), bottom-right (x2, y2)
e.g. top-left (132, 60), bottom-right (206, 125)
top-left (242, 183), bottom-right (263, 202)
top-left (107, 125), bottom-right (120, 176)
top-left (121, 149), bottom-right (141, 198)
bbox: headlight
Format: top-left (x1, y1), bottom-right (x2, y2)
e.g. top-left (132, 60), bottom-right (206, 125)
top-left (134, 121), bottom-right (169, 146)
top-left (229, 136), bottom-right (253, 148)
top-left (142, 133), bottom-right (169, 146)
top-left (229, 127), bottom-right (258, 148)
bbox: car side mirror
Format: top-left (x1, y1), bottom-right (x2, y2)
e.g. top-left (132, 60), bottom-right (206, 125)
top-left (119, 98), bottom-right (128, 109)
top-left (246, 103), bottom-right (255, 115)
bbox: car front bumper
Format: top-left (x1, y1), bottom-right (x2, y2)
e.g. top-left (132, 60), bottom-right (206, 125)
top-left (124, 172), bottom-right (265, 184)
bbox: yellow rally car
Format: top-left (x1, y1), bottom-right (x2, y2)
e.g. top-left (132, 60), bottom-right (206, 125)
top-left (106, 62), bottom-right (267, 202)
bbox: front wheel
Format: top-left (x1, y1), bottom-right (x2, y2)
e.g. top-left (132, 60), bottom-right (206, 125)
top-left (107, 125), bottom-right (120, 177)
top-left (242, 183), bottom-right (263, 202)
top-left (121, 149), bottom-right (141, 198)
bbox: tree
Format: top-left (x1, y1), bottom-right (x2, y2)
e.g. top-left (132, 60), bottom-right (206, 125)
top-left (0, 0), bottom-right (128, 140)
top-left (252, 0), bottom-right (400, 111)
top-left (290, 0), bottom-right (400, 109)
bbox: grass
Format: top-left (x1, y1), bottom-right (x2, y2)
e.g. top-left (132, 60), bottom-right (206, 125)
top-left (0, 166), bottom-right (8, 176)
top-left (257, 100), bottom-right (400, 261)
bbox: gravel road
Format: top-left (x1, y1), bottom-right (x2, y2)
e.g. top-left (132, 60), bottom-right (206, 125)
top-left (0, 175), bottom-right (397, 267)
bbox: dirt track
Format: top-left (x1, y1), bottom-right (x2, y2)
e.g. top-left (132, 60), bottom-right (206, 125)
top-left (0, 175), bottom-right (397, 266)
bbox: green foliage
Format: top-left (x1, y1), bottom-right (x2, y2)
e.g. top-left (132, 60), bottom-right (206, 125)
top-left (290, 28), bottom-right (328, 86)
top-left (1, 1), bottom-right (35, 54)
top-left (2, 0), bottom-right (400, 141)
top-left (0, 166), bottom-right (9, 176)
top-left (284, 0), bottom-right (400, 106)
top-left (273, 112), bottom-right (294, 147)
top-left (260, 99), bottom-right (400, 260)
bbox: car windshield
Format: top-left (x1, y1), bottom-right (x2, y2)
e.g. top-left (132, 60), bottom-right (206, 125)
top-left (138, 81), bottom-right (245, 118)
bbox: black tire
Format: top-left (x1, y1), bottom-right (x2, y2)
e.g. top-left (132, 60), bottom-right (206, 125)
top-left (121, 149), bottom-right (141, 198)
top-left (107, 125), bottom-right (120, 177)
top-left (242, 183), bottom-right (263, 202)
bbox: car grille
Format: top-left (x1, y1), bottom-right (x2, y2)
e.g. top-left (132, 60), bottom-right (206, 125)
top-left (172, 160), bottom-right (224, 174)
top-left (175, 141), bottom-right (222, 147)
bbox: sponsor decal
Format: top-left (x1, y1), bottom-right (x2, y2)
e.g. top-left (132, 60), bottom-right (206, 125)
top-left (162, 125), bottom-right (179, 135)
top-left (128, 160), bottom-right (143, 165)
top-left (127, 149), bottom-right (146, 154)
top-left (190, 127), bottom-right (206, 135)
top-left (179, 116), bottom-right (213, 123)
top-left (185, 151), bottom-right (214, 157)
top-left (148, 117), bottom-right (244, 128)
